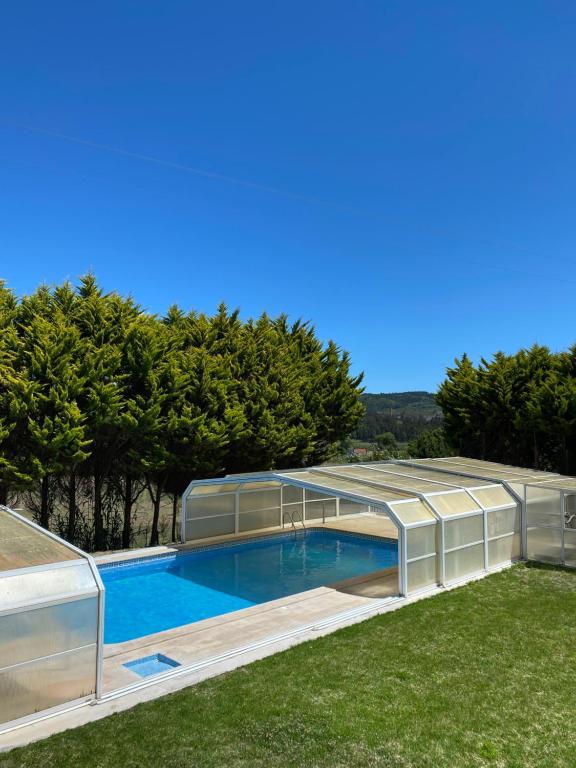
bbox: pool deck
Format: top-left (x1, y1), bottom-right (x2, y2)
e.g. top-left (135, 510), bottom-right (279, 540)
top-left (96, 514), bottom-right (399, 693)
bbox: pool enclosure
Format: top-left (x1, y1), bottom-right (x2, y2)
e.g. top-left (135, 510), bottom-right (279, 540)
top-left (181, 461), bottom-right (523, 596)
top-left (401, 457), bottom-right (576, 568)
top-left (0, 506), bottom-right (104, 730)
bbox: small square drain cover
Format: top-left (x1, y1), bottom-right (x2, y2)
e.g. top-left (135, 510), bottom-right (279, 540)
top-left (123, 653), bottom-right (181, 678)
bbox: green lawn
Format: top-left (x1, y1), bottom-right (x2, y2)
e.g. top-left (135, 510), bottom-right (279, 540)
top-left (2, 563), bottom-right (576, 768)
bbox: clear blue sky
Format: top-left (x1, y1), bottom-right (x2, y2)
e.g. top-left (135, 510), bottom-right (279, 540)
top-left (1, 2), bottom-right (575, 392)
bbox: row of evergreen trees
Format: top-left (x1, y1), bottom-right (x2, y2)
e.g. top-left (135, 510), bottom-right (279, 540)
top-left (437, 345), bottom-right (576, 473)
top-left (0, 276), bottom-right (364, 551)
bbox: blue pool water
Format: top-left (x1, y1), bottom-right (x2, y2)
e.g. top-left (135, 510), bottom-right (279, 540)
top-left (99, 530), bottom-right (397, 643)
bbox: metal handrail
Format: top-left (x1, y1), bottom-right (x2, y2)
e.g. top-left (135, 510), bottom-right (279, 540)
top-left (282, 508), bottom-right (307, 536)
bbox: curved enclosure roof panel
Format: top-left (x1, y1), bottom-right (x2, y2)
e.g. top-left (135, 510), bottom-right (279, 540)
top-left (279, 470), bottom-right (413, 504)
top-left (409, 458), bottom-right (558, 482)
top-left (0, 511), bottom-right (81, 572)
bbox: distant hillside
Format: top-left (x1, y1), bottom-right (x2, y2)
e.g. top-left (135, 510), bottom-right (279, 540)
top-left (353, 391), bottom-right (442, 443)
top-left (361, 391), bottom-right (442, 418)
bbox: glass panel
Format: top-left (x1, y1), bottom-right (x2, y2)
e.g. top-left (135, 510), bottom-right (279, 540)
top-left (444, 543), bottom-right (485, 581)
top-left (564, 529), bottom-right (576, 566)
top-left (0, 644), bottom-right (97, 724)
top-left (444, 514), bottom-right (484, 550)
top-left (305, 500), bottom-right (337, 520)
top-left (388, 500), bottom-right (436, 524)
top-left (282, 485), bottom-right (304, 504)
top-left (427, 491), bottom-right (481, 518)
top-left (471, 486), bottom-right (515, 509)
top-left (407, 556), bottom-right (437, 592)
top-left (238, 508), bottom-right (281, 532)
top-left (526, 487), bottom-right (563, 528)
top-left (338, 499), bottom-right (370, 516)
top-left (0, 597), bottom-right (98, 669)
top-left (406, 524), bottom-right (436, 560)
top-left (0, 563), bottom-right (97, 612)
top-left (487, 506), bottom-right (519, 538)
top-left (186, 494), bottom-right (235, 520)
top-left (526, 527), bottom-right (562, 563)
top-left (186, 514), bottom-right (235, 540)
top-left (190, 483), bottom-right (240, 495)
top-left (239, 489), bottom-right (281, 513)
top-left (488, 534), bottom-right (520, 566)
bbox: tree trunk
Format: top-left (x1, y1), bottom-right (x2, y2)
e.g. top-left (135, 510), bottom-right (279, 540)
top-left (149, 478), bottom-right (163, 547)
top-left (93, 469), bottom-right (105, 551)
top-left (171, 493), bottom-right (178, 542)
top-left (122, 474), bottom-right (133, 549)
top-left (40, 476), bottom-right (50, 529)
top-left (67, 471), bottom-right (77, 542)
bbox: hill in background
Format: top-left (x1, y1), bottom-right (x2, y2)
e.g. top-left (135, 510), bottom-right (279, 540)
top-left (353, 391), bottom-right (443, 444)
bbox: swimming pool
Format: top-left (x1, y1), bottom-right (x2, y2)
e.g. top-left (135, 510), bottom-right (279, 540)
top-left (98, 530), bottom-right (398, 643)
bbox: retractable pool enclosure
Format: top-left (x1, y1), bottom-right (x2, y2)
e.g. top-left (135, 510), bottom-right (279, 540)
top-left (0, 507), bottom-right (104, 731)
top-left (181, 461), bottom-right (523, 596)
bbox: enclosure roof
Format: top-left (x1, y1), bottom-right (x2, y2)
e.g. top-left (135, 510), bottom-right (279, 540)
top-left (401, 458), bottom-right (559, 483)
top-left (0, 508), bottom-right (81, 572)
top-left (187, 460), bottom-right (519, 524)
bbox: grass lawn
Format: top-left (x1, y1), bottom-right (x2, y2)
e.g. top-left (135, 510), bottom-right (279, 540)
top-left (2, 563), bottom-right (576, 768)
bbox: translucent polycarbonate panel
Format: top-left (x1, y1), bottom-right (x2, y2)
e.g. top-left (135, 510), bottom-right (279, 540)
top-left (0, 597), bottom-right (98, 669)
top-left (564, 529), bottom-right (576, 566)
top-left (427, 491), bottom-right (481, 518)
top-left (338, 499), bottom-right (370, 516)
top-left (239, 489), bottom-right (281, 513)
top-left (281, 472), bottom-right (411, 504)
top-left (376, 464), bottom-right (484, 488)
top-left (0, 563), bottom-right (97, 612)
top-left (190, 483), bottom-right (240, 495)
top-left (186, 514), bottom-right (235, 540)
top-left (406, 524), bottom-right (436, 560)
top-left (186, 494), bottom-right (235, 520)
top-left (327, 465), bottom-right (449, 493)
top-left (487, 506), bottom-right (519, 538)
top-left (305, 488), bottom-right (334, 502)
top-left (238, 508), bottom-right (281, 532)
top-left (526, 486), bottom-right (562, 528)
top-left (388, 500), bottom-right (436, 524)
top-left (526, 527), bottom-right (562, 563)
top-left (282, 485), bottom-right (304, 504)
top-left (407, 556), bottom-right (437, 592)
top-left (282, 503), bottom-right (303, 523)
top-left (239, 481), bottom-right (282, 491)
top-left (488, 534), bottom-right (520, 566)
top-left (444, 514), bottom-right (484, 551)
top-left (444, 543), bottom-right (485, 582)
top-left (566, 495), bottom-right (576, 529)
top-left (507, 483), bottom-right (525, 500)
top-left (471, 486), bottom-right (515, 509)
top-left (0, 644), bottom-right (96, 725)
top-left (305, 500), bottom-right (337, 520)
top-left (0, 513), bottom-right (80, 572)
